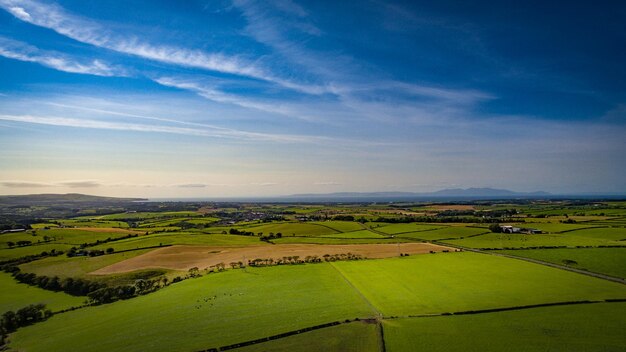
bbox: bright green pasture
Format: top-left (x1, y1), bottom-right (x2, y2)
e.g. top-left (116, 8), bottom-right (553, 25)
top-left (497, 248), bottom-right (626, 279)
top-left (0, 244), bottom-right (75, 261)
top-left (395, 227), bottom-right (489, 241)
top-left (565, 227), bottom-right (626, 241)
top-left (310, 221), bottom-right (364, 233)
top-left (332, 252), bottom-right (626, 317)
top-left (233, 321), bottom-right (380, 352)
top-left (0, 272), bottom-right (85, 313)
top-left (444, 233), bottom-right (622, 249)
top-left (32, 228), bottom-right (139, 245)
top-left (9, 264), bottom-right (375, 352)
top-left (19, 249), bottom-right (154, 279)
top-left (374, 223), bottom-right (445, 234)
top-left (383, 302), bottom-right (626, 352)
top-left (56, 219), bottom-right (129, 228)
top-left (90, 233), bottom-right (266, 251)
top-left (320, 230), bottom-right (387, 239)
top-left (30, 223), bottom-right (60, 229)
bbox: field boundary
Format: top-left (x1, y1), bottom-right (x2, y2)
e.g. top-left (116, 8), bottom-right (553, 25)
top-left (388, 298), bottom-right (626, 320)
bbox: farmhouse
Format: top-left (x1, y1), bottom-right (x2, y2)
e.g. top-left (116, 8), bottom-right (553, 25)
top-left (499, 225), bottom-right (542, 234)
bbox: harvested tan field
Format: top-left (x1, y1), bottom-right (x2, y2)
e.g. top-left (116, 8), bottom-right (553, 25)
top-left (91, 243), bottom-right (456, 274)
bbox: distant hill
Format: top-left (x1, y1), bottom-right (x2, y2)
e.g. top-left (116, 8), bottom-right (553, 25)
top-left (287, 188), bottom-right (551, 200)
top-left (0, 193), bottom-right (145, 205)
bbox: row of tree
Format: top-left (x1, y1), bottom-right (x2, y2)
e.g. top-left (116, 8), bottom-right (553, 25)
top-left (1, 304), bottom-right (51, 346)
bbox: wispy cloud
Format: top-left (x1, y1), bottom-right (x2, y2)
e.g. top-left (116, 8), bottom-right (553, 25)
top-left (0, 36), bottom-right (123, 76)
top-left (57, 180), bottom-right (101, 188)
top-left (314, 181), bottom-right (341, 186)
top-left (0, 0), bottom-right (324, 94)
top-left (0, 113), bottom-right (329, 144)
top-left (0, 180), bottom-right (100, 188)
top-left (0, 181), bottom-right (51, 188)
top-left (153, 76), bottom-right (321, 121)
top-left (176, 183), bottom-right (207, 188)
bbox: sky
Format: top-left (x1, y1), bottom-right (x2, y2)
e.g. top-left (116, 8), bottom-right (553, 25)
top-left (0, 0), bottom-right (625, 198)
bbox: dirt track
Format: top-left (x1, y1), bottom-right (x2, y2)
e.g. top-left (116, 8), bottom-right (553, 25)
top-left (91, 243), bottom-right (455, 274)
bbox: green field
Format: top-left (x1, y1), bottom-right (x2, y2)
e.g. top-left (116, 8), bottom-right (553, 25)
top-left (332, 252), bottom-right (626, 317)
top-left (0, 243), bottom-right (75, 261)
top-left (320, 230), bottom-right (387, 239)
top-left (395, 226), bottom-right (489, 241)
top-left (443, 232), bottom-right (623, 249)
top-left (383, 303), bottom-right (626, 352)
top-left (311, 221), bottom-right (365, 233)
top-left (374, 223), bottom-right (445, 234)
top-left (271, 236), bottom-right (412, 244)
top-left (0, 273), bottom-right (85, 313)
top-left (8, 264), bottom-right (375, 352)
top-left (233, 321), bottom-right (380, 352)
top-left (497, 248), bottom-right (626, 279)
top-left (564, 227), bottom-right (626, 241)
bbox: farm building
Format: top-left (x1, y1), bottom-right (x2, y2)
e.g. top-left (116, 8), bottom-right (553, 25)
top-left (499, 226), bottom-right (542, 234)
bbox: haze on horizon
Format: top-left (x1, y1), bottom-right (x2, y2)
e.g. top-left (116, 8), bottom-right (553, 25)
top-left (0, 0), bottom-right (624, 198)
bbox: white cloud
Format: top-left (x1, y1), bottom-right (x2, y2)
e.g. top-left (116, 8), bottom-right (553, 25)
top-left (0, 0), bottom-right (324, 94)
top-left (0, 36), bottom-right (123, 76)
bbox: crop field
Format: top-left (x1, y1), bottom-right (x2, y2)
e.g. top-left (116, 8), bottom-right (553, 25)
top-left (91, 243), bottom-right (453, 274)
top-left (8, 264), bottom-right (376, 352)
top-left (18, 249), bottom-right (155, 280)
top-left (383, 302), bottom-right (626, 352)
top-left (0, 272), bottom-right (85, 313)
top-left (497, 248), bottom-right (626, 279)
top-left (271, 236), bottom-right (413, 245)
top-left (89, 233), bottom-right (265, 252)
top-left (443, 232), bottom-right (623, 249)
top-left (332, 252), bottom-right (626, 317)
top-left (311, 221), bottom-right (365, 233)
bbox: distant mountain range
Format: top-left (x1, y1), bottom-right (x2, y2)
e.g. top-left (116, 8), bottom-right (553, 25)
top-left (287, 188), bottom-right (551, 199)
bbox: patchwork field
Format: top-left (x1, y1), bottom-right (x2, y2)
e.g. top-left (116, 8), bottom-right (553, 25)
top-left (91, 243), bottom-right (454, 274)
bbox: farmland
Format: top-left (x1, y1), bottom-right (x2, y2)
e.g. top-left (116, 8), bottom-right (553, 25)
top-left (1, 195), bottom-right (626, 351)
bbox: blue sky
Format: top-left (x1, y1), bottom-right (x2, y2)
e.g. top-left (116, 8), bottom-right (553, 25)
top-left (0, 0), bottom-right (624, 197)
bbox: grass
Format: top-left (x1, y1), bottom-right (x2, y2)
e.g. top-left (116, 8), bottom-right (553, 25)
top-left (374, 223), bottom-right (445, 234)
top-left (443, 232), bottom-right (622, 249)
top-left (332, 252), bottom-right (626, 317)
top-left (0, 244), bottom-right (75, 261)
top-left (0, 272), bottom-right (85, 313)
top-left (564, 227), bottom-right (626, 241)
top-left (383, 302), bottom-right (626, 352)
top-left (395, 227), bottom-right (488, 241)
top-left (8, 264), bottom-right (375, 352)
top-left (311, 221), bottom-right (365, 233)
top-left (233, 321), bottom-right (380, 352)
top-left (497, 248), bottom-right (626, 279)
top-left (320, 230), bottom-right (388, 239)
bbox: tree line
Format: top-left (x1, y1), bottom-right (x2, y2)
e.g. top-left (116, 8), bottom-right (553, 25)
top-left (1, 304), bottom-right (51, 347)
